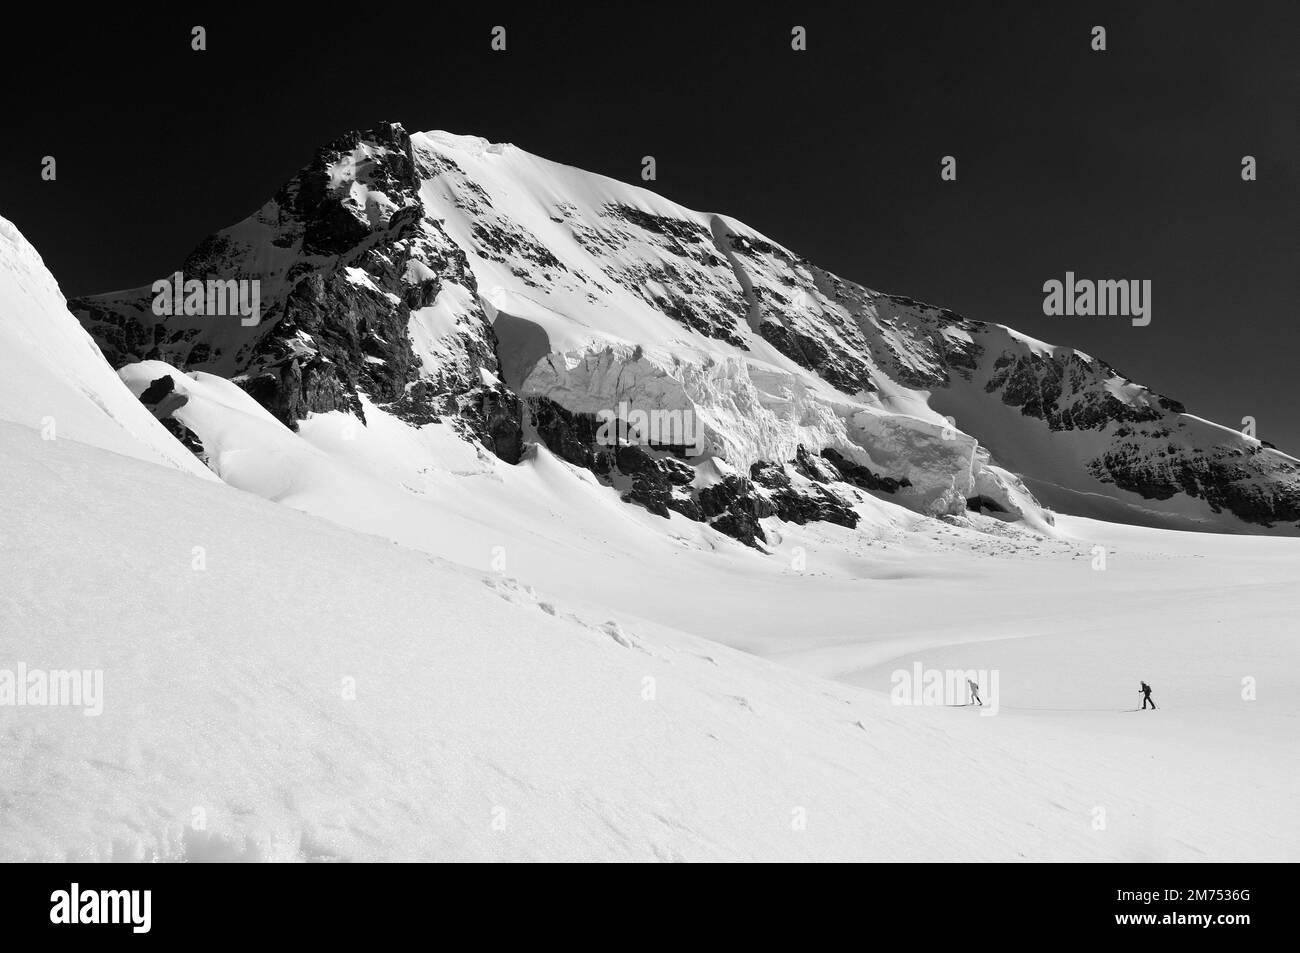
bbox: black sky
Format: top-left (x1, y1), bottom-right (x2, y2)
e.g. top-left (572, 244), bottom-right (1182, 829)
top-left (3, 3), bottom-right (1297, 450)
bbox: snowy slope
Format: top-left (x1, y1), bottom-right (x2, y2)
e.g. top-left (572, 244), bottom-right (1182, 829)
top-left (3, 209), bottom-right (1299, 862)
top-left (3, 420), bottom-right (1298, 862)
top-left (0, 215), bottom-right (210, 477)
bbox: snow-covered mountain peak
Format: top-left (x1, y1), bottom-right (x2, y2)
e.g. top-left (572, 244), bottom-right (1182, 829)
top-left (59, 123), bottom-right (1300, 539)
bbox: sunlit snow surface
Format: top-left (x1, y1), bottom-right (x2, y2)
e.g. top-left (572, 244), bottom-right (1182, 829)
top-left (2, 208), bottom-right (1298, 861)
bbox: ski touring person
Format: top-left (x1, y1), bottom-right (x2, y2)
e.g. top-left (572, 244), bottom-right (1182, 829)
top-left (968, 678), bottom-right (982, 707)
top-left (1139, 681), bottom-right (1157, 710)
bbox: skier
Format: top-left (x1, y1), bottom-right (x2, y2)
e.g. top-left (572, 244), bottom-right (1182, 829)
top-left (1139, 681), bottom-right (1157, 710)
top-left (968, 678), bottom-right (982, 707)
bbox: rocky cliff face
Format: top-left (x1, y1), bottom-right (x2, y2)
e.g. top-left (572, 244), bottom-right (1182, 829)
top-left (71, 124), bottom-right (521, 463)
top-left (69, 122), bottom-right (1300, 541)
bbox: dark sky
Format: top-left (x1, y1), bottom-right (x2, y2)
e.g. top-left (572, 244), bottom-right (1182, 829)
top-left (4, 4), bottom-right (1297, 449)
